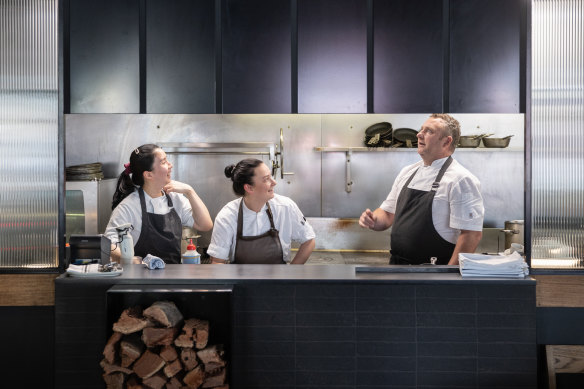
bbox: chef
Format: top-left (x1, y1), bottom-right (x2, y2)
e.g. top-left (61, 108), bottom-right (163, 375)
top-left (208, 158), bottom-right (315, 264)
top-left (105, 144), bottom-right (213, 264)
top-left (359, 114), bottom-right (484, 265)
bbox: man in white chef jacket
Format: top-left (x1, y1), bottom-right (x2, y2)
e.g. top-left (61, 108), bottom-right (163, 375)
top-left (359, 114), bottom-right (484, 265)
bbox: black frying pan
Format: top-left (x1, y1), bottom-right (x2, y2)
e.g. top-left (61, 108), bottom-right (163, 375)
top-left (365, 122), bottom-right (392, 139)
top-left (393, 128), bottom-right (418, 147)
top-left (364, 122), bottom-right (393, 146)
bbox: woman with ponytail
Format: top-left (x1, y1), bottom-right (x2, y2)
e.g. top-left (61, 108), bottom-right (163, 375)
top-left (105, 144), bottom-right (213, 264)
top-left (207, 158), bottom-right (315, 264)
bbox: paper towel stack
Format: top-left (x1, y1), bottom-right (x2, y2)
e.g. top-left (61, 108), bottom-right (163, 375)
top-left (458, 252), bottom-right (529, 278)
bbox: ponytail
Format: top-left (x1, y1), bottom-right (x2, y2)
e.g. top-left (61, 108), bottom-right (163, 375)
top-left (111, 143), bottom-right (160, 209)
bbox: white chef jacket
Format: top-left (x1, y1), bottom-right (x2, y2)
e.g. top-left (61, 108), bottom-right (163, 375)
top-left (207, 194), bottom-right (315, 263)
top-left (104, 190), bottom-right (195, 245)
top-left (379, 156), bottom-right (484, 244)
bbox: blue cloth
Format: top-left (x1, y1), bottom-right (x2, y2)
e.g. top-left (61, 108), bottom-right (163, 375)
top-left (142, 254), bottom-right (165, 270)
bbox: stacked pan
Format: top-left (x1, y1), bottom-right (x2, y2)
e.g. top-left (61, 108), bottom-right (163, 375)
top-left (66, 162), bottom-right (104, 181)
top-left (364, 122), bottom-right (418, 148)
top-left (364, 122), bottom-right (393, 147)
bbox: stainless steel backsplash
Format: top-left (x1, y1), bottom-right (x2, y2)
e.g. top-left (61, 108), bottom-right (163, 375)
top-left (65, 113), bottom-right (524, 248)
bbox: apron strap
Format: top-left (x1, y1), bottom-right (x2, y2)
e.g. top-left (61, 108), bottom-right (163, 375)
top-left (265, 202), bottom-right (276, 230)
top-left (237, 199), bottom-right (276, 238)
top-left (431, 156), bottom-right (453, 191)
top-left (237, 200), bottom-right (244, 238)
top-left (138, 188), bottom-right (149, 230)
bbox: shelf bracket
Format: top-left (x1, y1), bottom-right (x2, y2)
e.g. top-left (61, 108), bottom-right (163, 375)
top-left (345, 150), bottom-right (353, 193)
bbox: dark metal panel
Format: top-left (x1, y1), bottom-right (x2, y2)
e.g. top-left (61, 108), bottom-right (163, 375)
top-left (1, 307), bottom-right (55, 388)
top-left (537, 307), bottom-right (584, 345)
top-left (69, 0), bottom-right (140, 113)
top-left (146, 0), bottom-right (216, 113)
top-left (449, 0), bottom-right (521, 113)
top-left (297, 0), bottom-right (367, 113)
top-left (222, 0), bottom-right (291, 113)
top-left (373, 0), bottom-right (443, 113)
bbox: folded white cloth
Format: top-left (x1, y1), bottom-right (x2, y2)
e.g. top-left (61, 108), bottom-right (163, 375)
top-left (459, 252), bottom-right (529, 278)
top-left (142, 254), bottom-right (165, 270)
top-left (66, 263), bottom-right (101, 275)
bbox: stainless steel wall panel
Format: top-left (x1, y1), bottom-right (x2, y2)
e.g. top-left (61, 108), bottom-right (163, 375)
top-left (66, 113), bottom-right (523, 250)
top-left (0, 0), bottom-right (58, 268)
top-left (532, 0), bottom-right (584, 268)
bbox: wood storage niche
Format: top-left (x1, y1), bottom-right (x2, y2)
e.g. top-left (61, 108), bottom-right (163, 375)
top-left (104, 284), bottom-right (233, 389)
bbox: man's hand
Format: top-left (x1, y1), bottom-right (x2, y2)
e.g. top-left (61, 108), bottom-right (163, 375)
top-left (359, 208), bottom-right (394, 231)
top-left (359, 208), bottom-right (377, 229)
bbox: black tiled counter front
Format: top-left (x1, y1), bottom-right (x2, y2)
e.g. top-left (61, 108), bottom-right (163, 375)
top-left (55, 265), bottom-right (536, 389)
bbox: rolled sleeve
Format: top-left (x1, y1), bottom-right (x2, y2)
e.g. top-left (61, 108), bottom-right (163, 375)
top-left (449, 177), bottom-right (484, 231)
top-left (289, 202), bottom-right (315, 243)
top-left (207, 209), bottom-right (235, 261)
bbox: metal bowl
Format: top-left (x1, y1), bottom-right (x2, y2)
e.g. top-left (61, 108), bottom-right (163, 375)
top-left (458, 136), bottom-right (482, 148)
top-left (482, 136), bottom-right (513, 148)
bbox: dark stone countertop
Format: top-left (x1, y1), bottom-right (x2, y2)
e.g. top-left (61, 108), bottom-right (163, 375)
top-left (56, 264), bottom-right (535, 285)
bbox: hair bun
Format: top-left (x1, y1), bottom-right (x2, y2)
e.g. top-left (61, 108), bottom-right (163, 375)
top-left (224, 164), bottom-right (236, 179)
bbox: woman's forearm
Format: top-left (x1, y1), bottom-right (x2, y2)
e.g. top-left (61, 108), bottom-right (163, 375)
top-left (291, 239), bottom-right (315, 264)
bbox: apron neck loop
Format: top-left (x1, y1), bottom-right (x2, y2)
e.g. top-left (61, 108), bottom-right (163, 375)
top-left (237, 199), bottom-right (276, 237)
top-left (431, 156), bottom-right (453, 192)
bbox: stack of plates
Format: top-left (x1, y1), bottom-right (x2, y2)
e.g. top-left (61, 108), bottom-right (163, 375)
top-left (66, 162), bottom-right (104, 181)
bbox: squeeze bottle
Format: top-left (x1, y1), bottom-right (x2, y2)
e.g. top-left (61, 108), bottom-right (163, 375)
top-left (182, 239), bottom-right (201, 264)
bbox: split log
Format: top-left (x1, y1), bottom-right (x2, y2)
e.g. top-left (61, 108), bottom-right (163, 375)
top-left (144, 301), bottom-right (183, 328)
top-left (103, 372), bottom-right (124, 389)
top-left (113, 306), bottom-right (151, 335)
top-left (193, 319), bottom-right (209, 349)
top-left (183, 365), bottom-right (205, 388)
top-left (175, 318), bottom-right (209, 349)
top-left (160, 345), bottom-right (178, 362)
top-left (203, 362), bottom-right (225, 374)
top-left (142, 372), bottom-right (167, 389)
top-left (174, 334), bottom-right (193, 348)
top-left (133, 350), bottom-right (166, 379)
top-left (100, 359), bottom-right (133, 375)
top-left (202, 367), bottom-right (226, 388)
top-left (163, 358), bottom-right (183, 378)
top-left (103, 332), bottom-right (123, 364)
top-left (142, 327), bottom-right (179, 348)
top-left (165, 376), bottom-right (182, 389)
top-left (127, 376), bottom-right (144, 389)
top-left (196, 345), bottom-right (225, 366)
top-left (121, 334), bottom-right (145, 368)
top-left (180, 348), bottom-right (199, 371)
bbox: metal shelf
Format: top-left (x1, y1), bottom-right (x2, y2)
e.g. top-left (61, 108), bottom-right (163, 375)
top-left (314, 146), bottom-right (523, 193)
top-left (160, 142), bottom-right (276, 160)
top-left (314, 146), bottom-right (522, 152)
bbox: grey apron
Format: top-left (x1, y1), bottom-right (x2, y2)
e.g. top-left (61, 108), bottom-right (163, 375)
top-left (134, 188), bottom-right (182, 264)
top-left (233, 200), bottom-right (285, 264)
top-left (390, 156), bottom-right (455, 265)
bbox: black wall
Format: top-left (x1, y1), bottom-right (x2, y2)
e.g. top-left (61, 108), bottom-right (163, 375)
top-left (0, 307), bottom-right (55, 389)
top-left (64, 0), bottom-right (527, 114)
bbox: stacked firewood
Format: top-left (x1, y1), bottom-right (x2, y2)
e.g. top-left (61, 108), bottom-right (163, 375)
top-left (101, 301), bottom-right (228, 389)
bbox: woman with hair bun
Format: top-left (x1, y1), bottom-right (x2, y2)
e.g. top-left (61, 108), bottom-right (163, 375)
top-left (104, 144), bottom-right (213, 264)
top-left (207, 158), bottom-right (315, 264)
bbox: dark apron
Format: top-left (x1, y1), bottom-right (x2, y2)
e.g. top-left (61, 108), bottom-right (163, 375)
top-left (134, 188), bottom-right (182, 264)
top-left (390, 156), bottom-right (455, 265)
top-left (233, 200), bottom-right (284, 264)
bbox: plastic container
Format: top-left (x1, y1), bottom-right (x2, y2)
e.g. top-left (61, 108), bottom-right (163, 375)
top-left (182, 239), bottom-right (201, 264)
